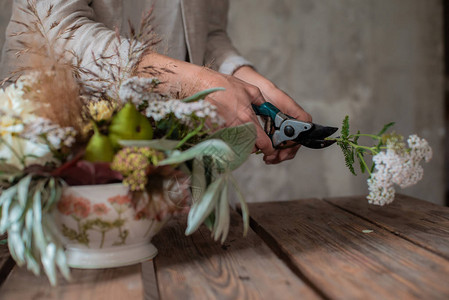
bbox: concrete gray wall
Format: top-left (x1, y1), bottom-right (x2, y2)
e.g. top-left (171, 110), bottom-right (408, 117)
top-left (0, 0), bottom-right (445, 204)
top-left (228, 0), bottom-right (445, 204)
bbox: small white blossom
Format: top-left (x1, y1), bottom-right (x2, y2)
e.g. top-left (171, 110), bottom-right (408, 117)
top-left (367, 134), bottom-right (432, 206)
top-left (144, 99), bottom-right (224, 126)
top-left (22, 117), bottom-right (77, 149)
top-left (118, 76), bottom-right (160, 105)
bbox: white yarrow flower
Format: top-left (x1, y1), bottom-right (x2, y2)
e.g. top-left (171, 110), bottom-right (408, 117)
top-left (118, 76), bottom-right (160, 105)
top-left (367, 134), bottom-right (432, 206)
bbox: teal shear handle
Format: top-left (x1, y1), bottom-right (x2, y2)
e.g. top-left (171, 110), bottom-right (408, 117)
top-left (251, 103), bottom-right (280, 120)
top-left (252, 102), bottom-right (338, 149)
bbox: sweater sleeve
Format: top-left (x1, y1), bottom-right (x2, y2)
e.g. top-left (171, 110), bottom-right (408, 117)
top-left (1, 0), bottom-right (133, 81)
top-left (204, 0), bottom-right (252, 75)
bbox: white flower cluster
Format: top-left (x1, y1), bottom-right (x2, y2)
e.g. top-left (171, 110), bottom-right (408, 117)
top-left (367, 135), bottom-right (432, 206)
top-left (144, 99), bottom-right (224, 126)
top-left (118, 76), bottom-right (224, 126)
top-left (118, 76), bottom-right (161, 105)
top-left (22, 117), bottom-right (77, 149)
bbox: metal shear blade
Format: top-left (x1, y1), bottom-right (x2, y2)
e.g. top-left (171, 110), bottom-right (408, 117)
top-left (294, 124), bottom-right (338, 149)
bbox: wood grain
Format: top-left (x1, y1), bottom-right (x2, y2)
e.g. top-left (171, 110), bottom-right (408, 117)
top-left (248, 199), bottom-right (449, 300)
top-left (325, 194), bottom-right (449, 259)
top-left (153, 211), bottom-right (320, 300)
top-left (0, 234), bottom-right (14, 287)
top-left (0, 263), bottom-right (144, 300)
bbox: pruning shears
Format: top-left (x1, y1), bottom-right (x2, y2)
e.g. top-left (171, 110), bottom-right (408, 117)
top-left (252, 102), bottom-right (338, 149)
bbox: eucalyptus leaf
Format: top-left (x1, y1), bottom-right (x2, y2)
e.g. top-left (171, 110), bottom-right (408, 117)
top-left (6, 203), bottom-right (24, 229)
top-left (203, 212), bottom-right (215, 231)
top-left (9, 229), bottom-right (25, 265)
top-left (17, 175), bottom-right (32, 208)
top-left (160, 139), bottom-right (236, 167)
top-left (0, 185), bottom-right (18, 206)
top-left (119, 139), bottom-right (180, 151)
top-left (25, 250), bottom-right (40, 275)
top-left (230, 175), bottom-right (249, 237)
top-left (207, 123), bottom-right (256, 170)
top-left (182, 87), bottom-right (225, 103)
top-left (56, 247), bottom-right (71, 280)
top-left (44, 178), bottom-right (58, 212)
top-left (213, 185), bottom-right (230, 244)
top-left (0, 196), bottom-right (13, 232)
top-left (24, 209), bottom-right (34, 249)
top-left (191, 158), bottom-right (207, 204)
top-left (186, 176), bottom-right (225, 235)
top-left (42, 243), bottom-right (57, 286)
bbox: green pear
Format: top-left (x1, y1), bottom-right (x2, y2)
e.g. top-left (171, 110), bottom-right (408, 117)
top-left (84, 123), bottom-right (115, 162)
top-left (108, 103), bottom-right (153, 148)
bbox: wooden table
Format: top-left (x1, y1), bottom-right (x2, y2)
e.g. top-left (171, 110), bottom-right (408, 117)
top-left (1, 194), bottom-right (449, 299)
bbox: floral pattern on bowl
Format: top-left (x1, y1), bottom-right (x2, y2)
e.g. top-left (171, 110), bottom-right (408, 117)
top-left (53, 182), bottom-right (189, 269)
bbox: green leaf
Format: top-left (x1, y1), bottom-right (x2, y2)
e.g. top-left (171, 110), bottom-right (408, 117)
top-left (207, 123), bottom-right (257, 170)
top-left (160, 139), bottom-right (236, 167)
top-left (203, 212), bottom-right (215, 231)
top-left (338, 141), bottom-right (356, 175)
top-left (56, 247), bottom-right (71, 280)
top-left (191, 158), bottom-right (207, 204)
top-left (182, 87), bottom-right (225, 103)
top-left (17, 175), bottom-right (32, 208)
top-left (354, 130), bottom-right (361, 144)
top-left (357, 151), bottom-right (366, 173)
top-left (377, 122), bottom-right (395, 136)
top-left (213, 185), bottom-right (230, 244)
top-left (9, 229), bottom-right (25, 265)
top-left (185, 176), bottom-right (225, 235)
top-left (43, 178), bottom-right (59, 212)
top-left (24, 250), bottom-right (40, 276)
top-left (0, 185), bottom-right (18, 206)
top-left (341, 116), bottom-right (350, 139)
top-left (230, 175), bottom-right (249, 237)
top-left (41, 243), bottom-right (57, 286)
top-left (0, 194), bottom-right (14, 232)
top-left (118, 139), bottom-right (180, 151)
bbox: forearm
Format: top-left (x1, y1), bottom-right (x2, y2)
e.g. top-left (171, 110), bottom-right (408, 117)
top-left (5, 0), bottom-right (130, 80)
top-left (138, 52), bottom-right (217, 97)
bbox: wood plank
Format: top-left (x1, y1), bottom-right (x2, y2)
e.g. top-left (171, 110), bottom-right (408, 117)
top-left (0, 263), bottom-right (145, 300)
top-left (141, 260), bottom-right (159, 300)
top-left (0, 234), bottom-right (14, 287)
top-left (248, 199), bottom-right (449, 300)
top-left (153, 211), bottom-right (321, 300)
top-left (325, 194), bottom-right (449, 259)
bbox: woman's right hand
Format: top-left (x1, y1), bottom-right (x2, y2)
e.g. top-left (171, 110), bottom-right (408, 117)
top-left (138, 52), bottom-right (276, 157)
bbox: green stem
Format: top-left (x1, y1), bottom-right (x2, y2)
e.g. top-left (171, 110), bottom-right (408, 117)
top-left (357, 152), bottom-right (372, 176)
top-left (176, 120), bottom-right (205, 149)
top-left (163, 122), bottom-right (178, 139)
top-left (350, 133), bottom-right (382, 140)
top-left (347, 142), bottom-right (378, 154)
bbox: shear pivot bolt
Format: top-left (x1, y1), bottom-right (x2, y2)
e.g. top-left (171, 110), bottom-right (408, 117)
top-left (284, 125), bottom-right (295, 137)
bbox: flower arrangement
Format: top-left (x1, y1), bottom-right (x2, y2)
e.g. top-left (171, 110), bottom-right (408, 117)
top-left (0, 1), bottom-right (256, 285)
top-left (330, 116), bottom-right (432, 205)
top-left (0, 0), bottom-right (433, 287)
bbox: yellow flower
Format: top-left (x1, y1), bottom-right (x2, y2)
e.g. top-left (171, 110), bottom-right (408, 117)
top-left (87, 100), bottom-right (116, 122)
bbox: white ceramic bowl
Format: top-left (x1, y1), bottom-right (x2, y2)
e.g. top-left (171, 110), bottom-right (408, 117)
top-left (53, 183), bottom-right (173, 269)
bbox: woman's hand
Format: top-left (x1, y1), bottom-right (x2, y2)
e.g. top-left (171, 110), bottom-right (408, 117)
top-left (233, 66), bottom-right (312, 164)
top-left (138, 53), bottom-right (276, 157)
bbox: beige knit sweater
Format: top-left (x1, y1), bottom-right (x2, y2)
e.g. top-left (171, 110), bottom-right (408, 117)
top-left (0, 0), bottom-right (251, 79)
